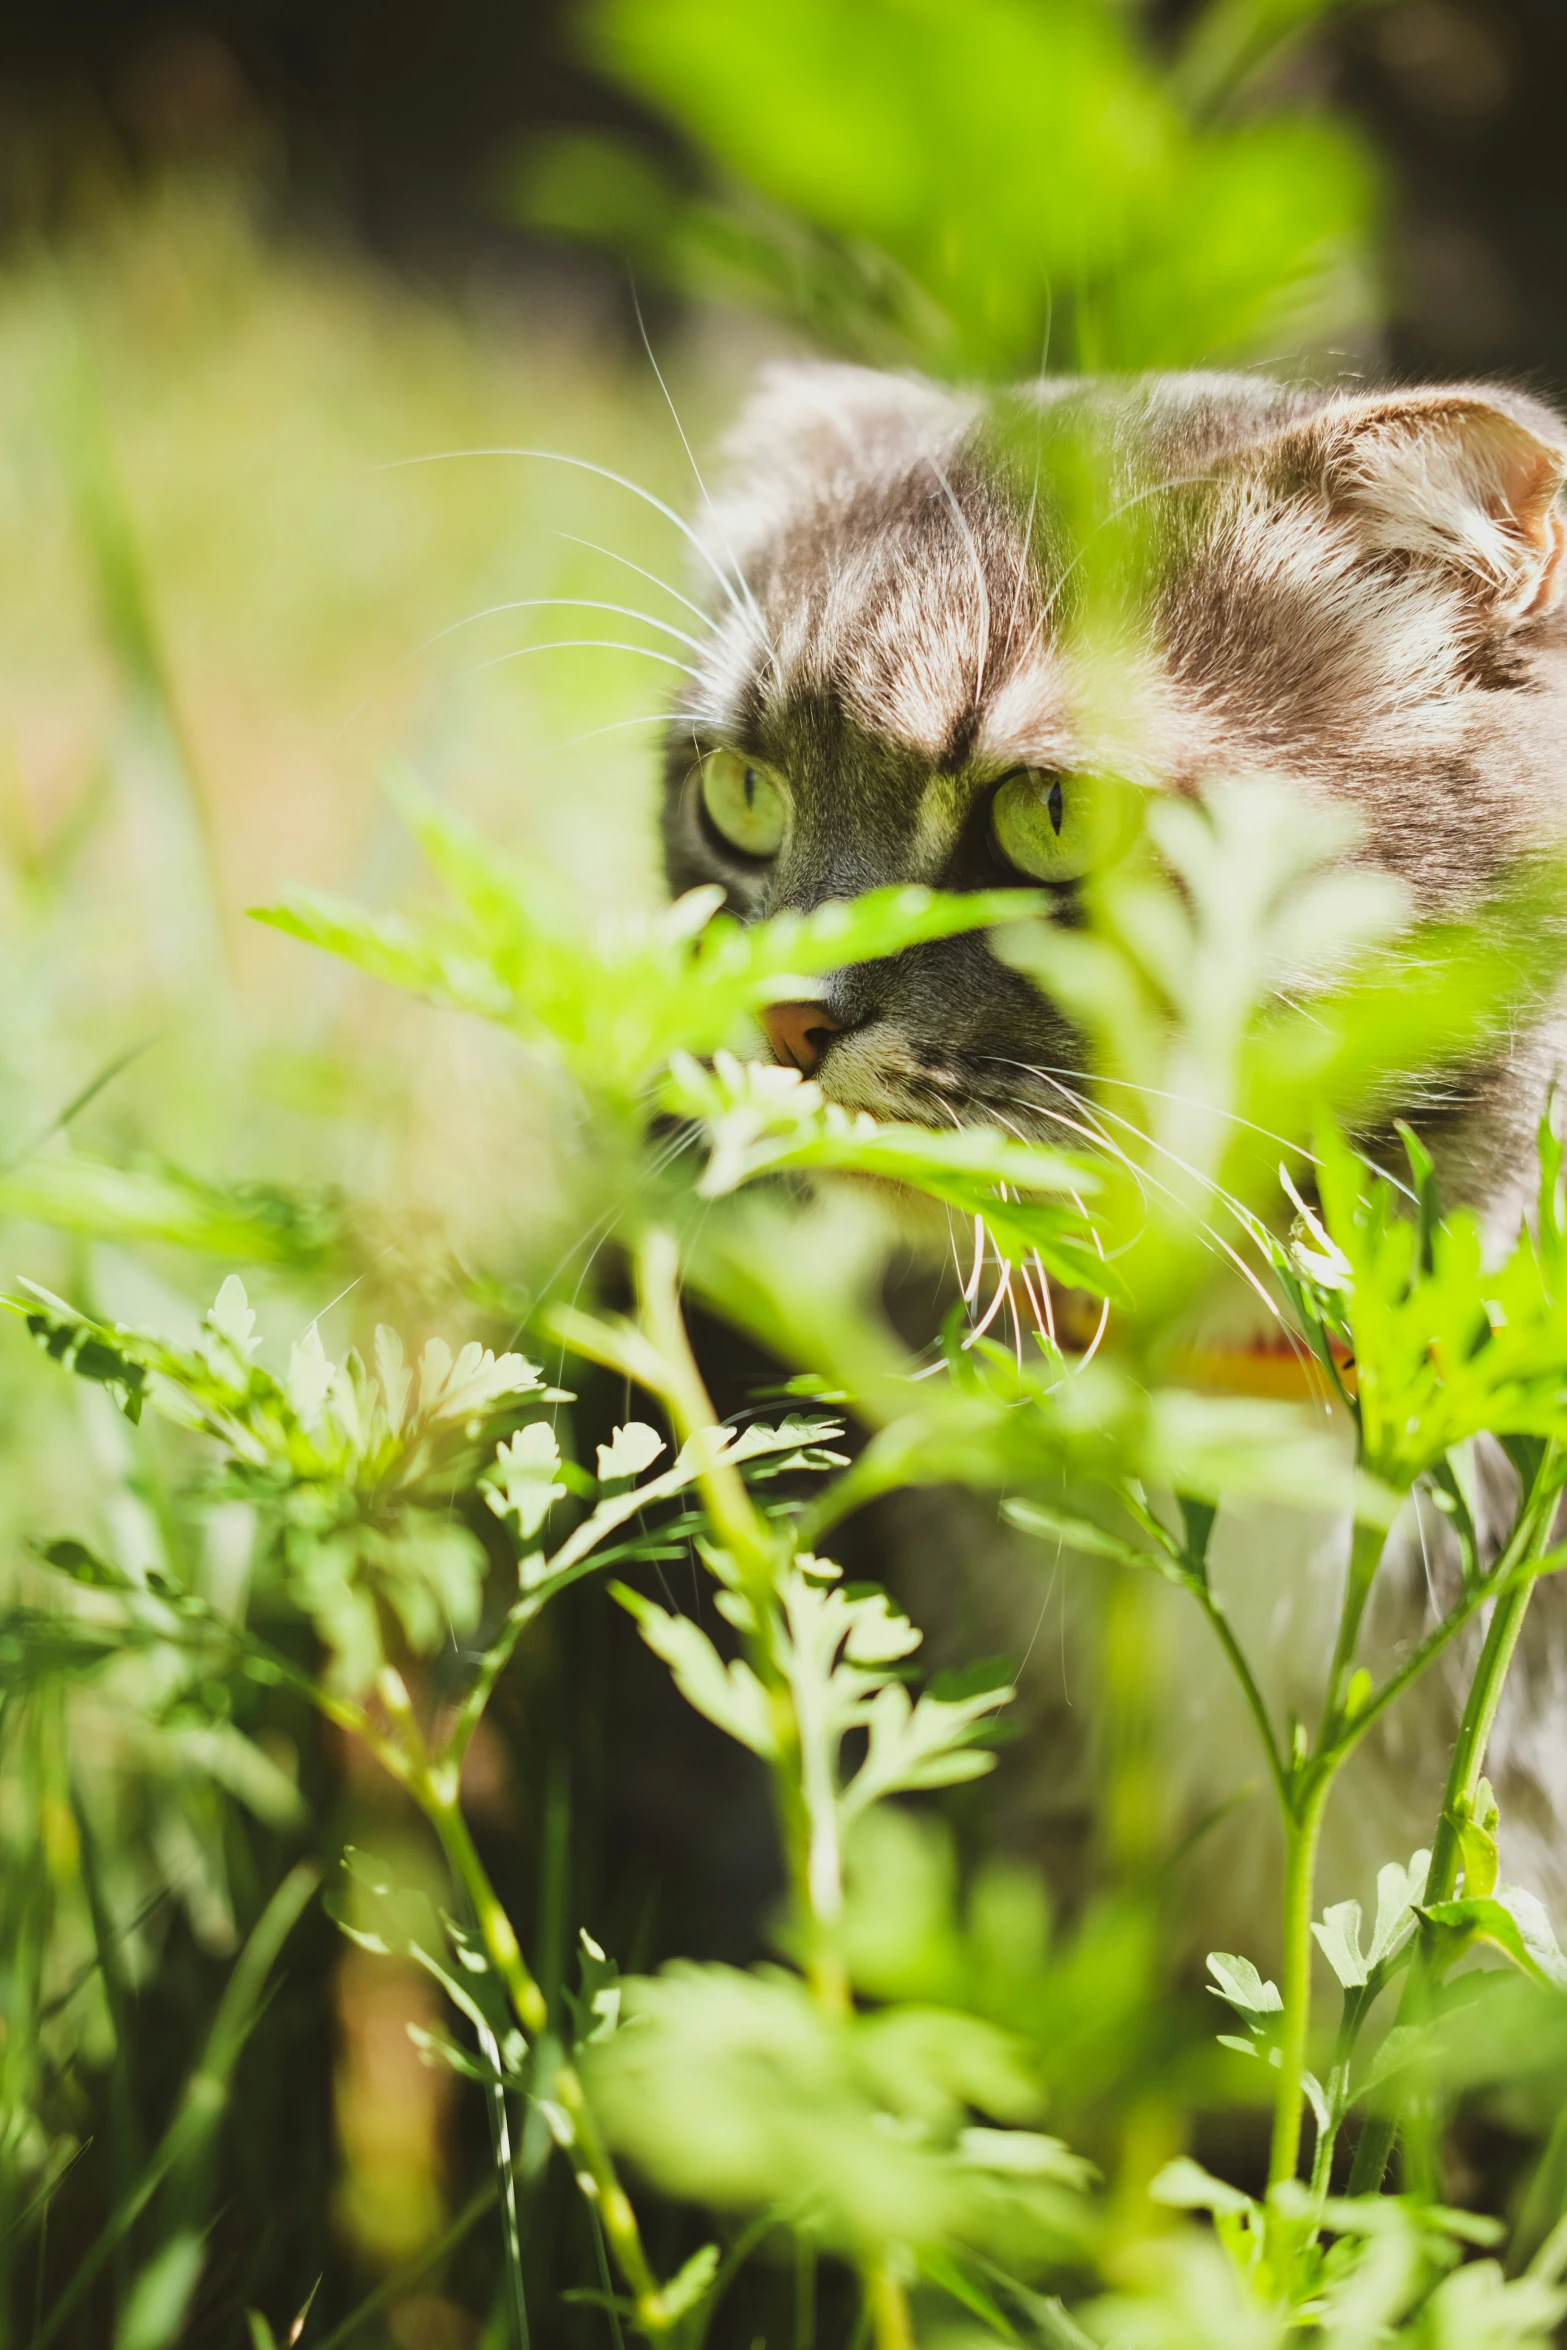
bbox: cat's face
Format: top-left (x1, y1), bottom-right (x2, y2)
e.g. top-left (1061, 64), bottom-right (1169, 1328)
top-left (662, 365), bottom-right (1567, 1194)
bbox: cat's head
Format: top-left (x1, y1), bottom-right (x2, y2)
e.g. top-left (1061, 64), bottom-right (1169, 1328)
top-left (661, 363), bottom-right (1567, 1197)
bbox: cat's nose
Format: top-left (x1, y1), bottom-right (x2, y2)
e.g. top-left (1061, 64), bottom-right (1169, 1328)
top-left (761, 1000), bottom-right (843, 1075)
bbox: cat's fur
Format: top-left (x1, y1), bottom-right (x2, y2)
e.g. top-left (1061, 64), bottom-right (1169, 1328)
top-left (659, 364), bottom-right (1567, 1932)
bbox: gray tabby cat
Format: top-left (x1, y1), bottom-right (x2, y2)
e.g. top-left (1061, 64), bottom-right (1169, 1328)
top-left (659, 363), bottom-right (1567, 1931)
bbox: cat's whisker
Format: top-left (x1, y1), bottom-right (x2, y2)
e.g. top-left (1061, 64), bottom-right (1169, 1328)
top-left (548, 709), bottom-right (699, 753)
top-left (982, 1052), bottom-right (1420, 1208)
top-left (928, 1099), bottom-right (994, 1337)
top-left (1015, 1251), bottom-right (1052, 1347)
top-left (987, 1076), bottom-right (1319, 1387)
top-left (966, 1211), bottom-right (987, 1305)
top-left (979, 1072), bottom-right (1155, 1223)
top-left (549, 531), bottom-right (716, 629)
top-left (983, 1057), bottom-right (1274, 1243)
top-left (982, 1106), bottom-right (1104, 1373)
top-left (376, 444), bottom-right (771, 653)
top-left (1077, 1286), bottom-right (1112, 1372)
top-left (460, 639), bottom-right (703, 684)
top-left (412, 597), bottom-right (711, 659)
top-left (965, 1256), bottom-right (1015, 1348)
top-left (628, 284), bottom-right (775, 663)
top-left (1028, 1250), bottom-right (1059, 1350)
top-left (983, 1055), bottom-right (1307, 1165)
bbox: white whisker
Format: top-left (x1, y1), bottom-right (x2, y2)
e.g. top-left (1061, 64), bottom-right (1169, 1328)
top-left (966, 1211), bottom-right (987, 1305)
top-left (548, 708), bottom-right (699, 753)
top-left (629, 283), bottom-right (774, 659)
top-left (966, 1259), bottom-right (1014, 1345)
top-left (550, 530), bottom-right (715, 628)
top-left (414, 596), bottom-right (710, 658)
top-left (376, 444), bottom-right (769, 649)
top-left (460, 639), bottom-right (701, 684)
top-left (985, 1071), bottom-right (1324, 1397)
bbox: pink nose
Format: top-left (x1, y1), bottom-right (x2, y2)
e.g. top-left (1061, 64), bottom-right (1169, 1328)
top-left (761, 1001), bottom-right (843, 1075)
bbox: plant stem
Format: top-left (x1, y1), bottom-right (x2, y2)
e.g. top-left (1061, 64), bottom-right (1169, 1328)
top-left (634, 1227), bottom-right (779, 1593)
top-left (424, 1784), bottom-right (671, 2333)
top-left (1347, 1452), bottom-right (1562, 2195)
top-left (865, 2262), bottom-right (915, 2350)
top-left (1422, 1573), bottom-right (1538, 1908)
top-left (1321, 1517), bottom-right (1389, 1739)
top-left (633, 1225), bottom-right (848, 2012)
top-left (428, 1789), bottom-right (548, 2036)
top-left (1192, 1586), bottom-right (1290, 1812)
top-left (1269, 1771), bottom-right (1330, 2189)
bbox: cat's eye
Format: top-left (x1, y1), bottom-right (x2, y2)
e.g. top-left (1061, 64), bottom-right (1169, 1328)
top-left (988, 768), bottom-right (1132, 883)
top-left (698, 749), bottom-right (788, 860)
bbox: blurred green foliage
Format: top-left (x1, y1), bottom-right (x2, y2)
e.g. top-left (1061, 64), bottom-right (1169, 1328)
top-left (520, 0), bottom-right (1380, 373)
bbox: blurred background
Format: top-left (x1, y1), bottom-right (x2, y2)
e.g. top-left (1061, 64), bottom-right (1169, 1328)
top-left (4, 2), bottom-right (1567, 2343)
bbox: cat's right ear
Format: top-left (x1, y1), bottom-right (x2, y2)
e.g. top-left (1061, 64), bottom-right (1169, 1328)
top-left (1303, 391), bottom-right (1567, 624)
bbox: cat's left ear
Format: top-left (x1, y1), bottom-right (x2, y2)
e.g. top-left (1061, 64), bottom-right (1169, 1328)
top-left (1315, 391), bottom-right (1567, 623)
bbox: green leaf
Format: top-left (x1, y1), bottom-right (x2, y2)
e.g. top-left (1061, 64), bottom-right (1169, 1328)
top-left (659, 2242), bottom-right (721, 2325)
top-left (1311, 1852), bottom-right (1429, 1990)
top-left (584, 1963), bottom-right (1090, 2265)
top-left (116, 2232), bottom-right (205, 2350)
top-left (33, 1536), bottom-right (137, 1592)
top-left (1148, 2156), bottom-right (1257, 2219)
top-left (0, 1154), bottom-right (339, 1266)
top-left (1423, 1890), bottom-right (1567, 1993)
top-left (1205, 1952), bottom-right (1281, 2018)
top-left (1001, 1495), bottom-right (1161, 1574)
top-left (485, 1421), bottom-right (568, 1540)
top-left (565, 1929), bottom-right (623, 2049)
top-left (596, 1421), bottom-right (666, 1481)
top-left (612, 1584), bottom-right (776, 1755)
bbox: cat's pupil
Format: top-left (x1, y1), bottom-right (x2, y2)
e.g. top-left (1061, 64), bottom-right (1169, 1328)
top-left (744, 767), bottom-right (758, 810)
top-left (1047, 777), bottom-right (1064, 836)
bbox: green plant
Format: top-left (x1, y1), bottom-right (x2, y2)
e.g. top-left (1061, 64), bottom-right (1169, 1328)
top-left (518, 0), bottom-right (1380, 377)
top-left (12, 765), bottom-right (1567, 2346)
top-left (11, 2), bottom-right (1567, 2343)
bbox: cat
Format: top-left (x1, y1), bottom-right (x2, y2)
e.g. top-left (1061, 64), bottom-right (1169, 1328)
top-left (657, 362), bottom-right (1567, 1939)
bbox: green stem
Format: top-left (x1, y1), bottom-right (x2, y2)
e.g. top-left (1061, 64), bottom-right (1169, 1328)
top-left (553, 2061), bottom-right (669, 2330)
top-left (1330, 1553), bottom-right (1541, 1767)
top-left (633, 1223), bottom-right (855, 2350)
top-left (429, 1794), bottom-right (548, 2039)
top-left (423, 1782), bottom-right (672, 2331)
top-left (1423, 1573), bottom-right (1538, 1908)
top-left (633, 1226), bottom-right (848, 2013)
top-left (1264, 1510), bottom-right (1395, 2190)
top-left (1320, 1518), bottom-right (1390, 1741)
top-left (1348, 1454), bottom-right (1561, 2196)
top-left (865, 2262), bottom-right (915, 2350)
top-left (633, 1227), bottom-right (779, 1593)
top-left (1269, 1771), bottom-right (1330, 2189)
top-left (1192, 1587), bottom-right (1290, 1813)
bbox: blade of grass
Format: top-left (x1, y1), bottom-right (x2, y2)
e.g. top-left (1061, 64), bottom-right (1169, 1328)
top-left (308, 2181), bottom-right (499, 2350)
top-left (31, 1862), bottom-right (318, 2350)
top-left (69, 1785), bottom-right (142, 2324)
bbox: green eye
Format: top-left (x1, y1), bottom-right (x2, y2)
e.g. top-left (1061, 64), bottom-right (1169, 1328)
top-left (698, 749), bottom-right (788, 859)
top-left (989, 769), bottom-right (1133, 882)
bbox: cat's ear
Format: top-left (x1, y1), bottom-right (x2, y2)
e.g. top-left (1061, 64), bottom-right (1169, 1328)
top-left (1311, 392), bottom-right (1567, 623)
